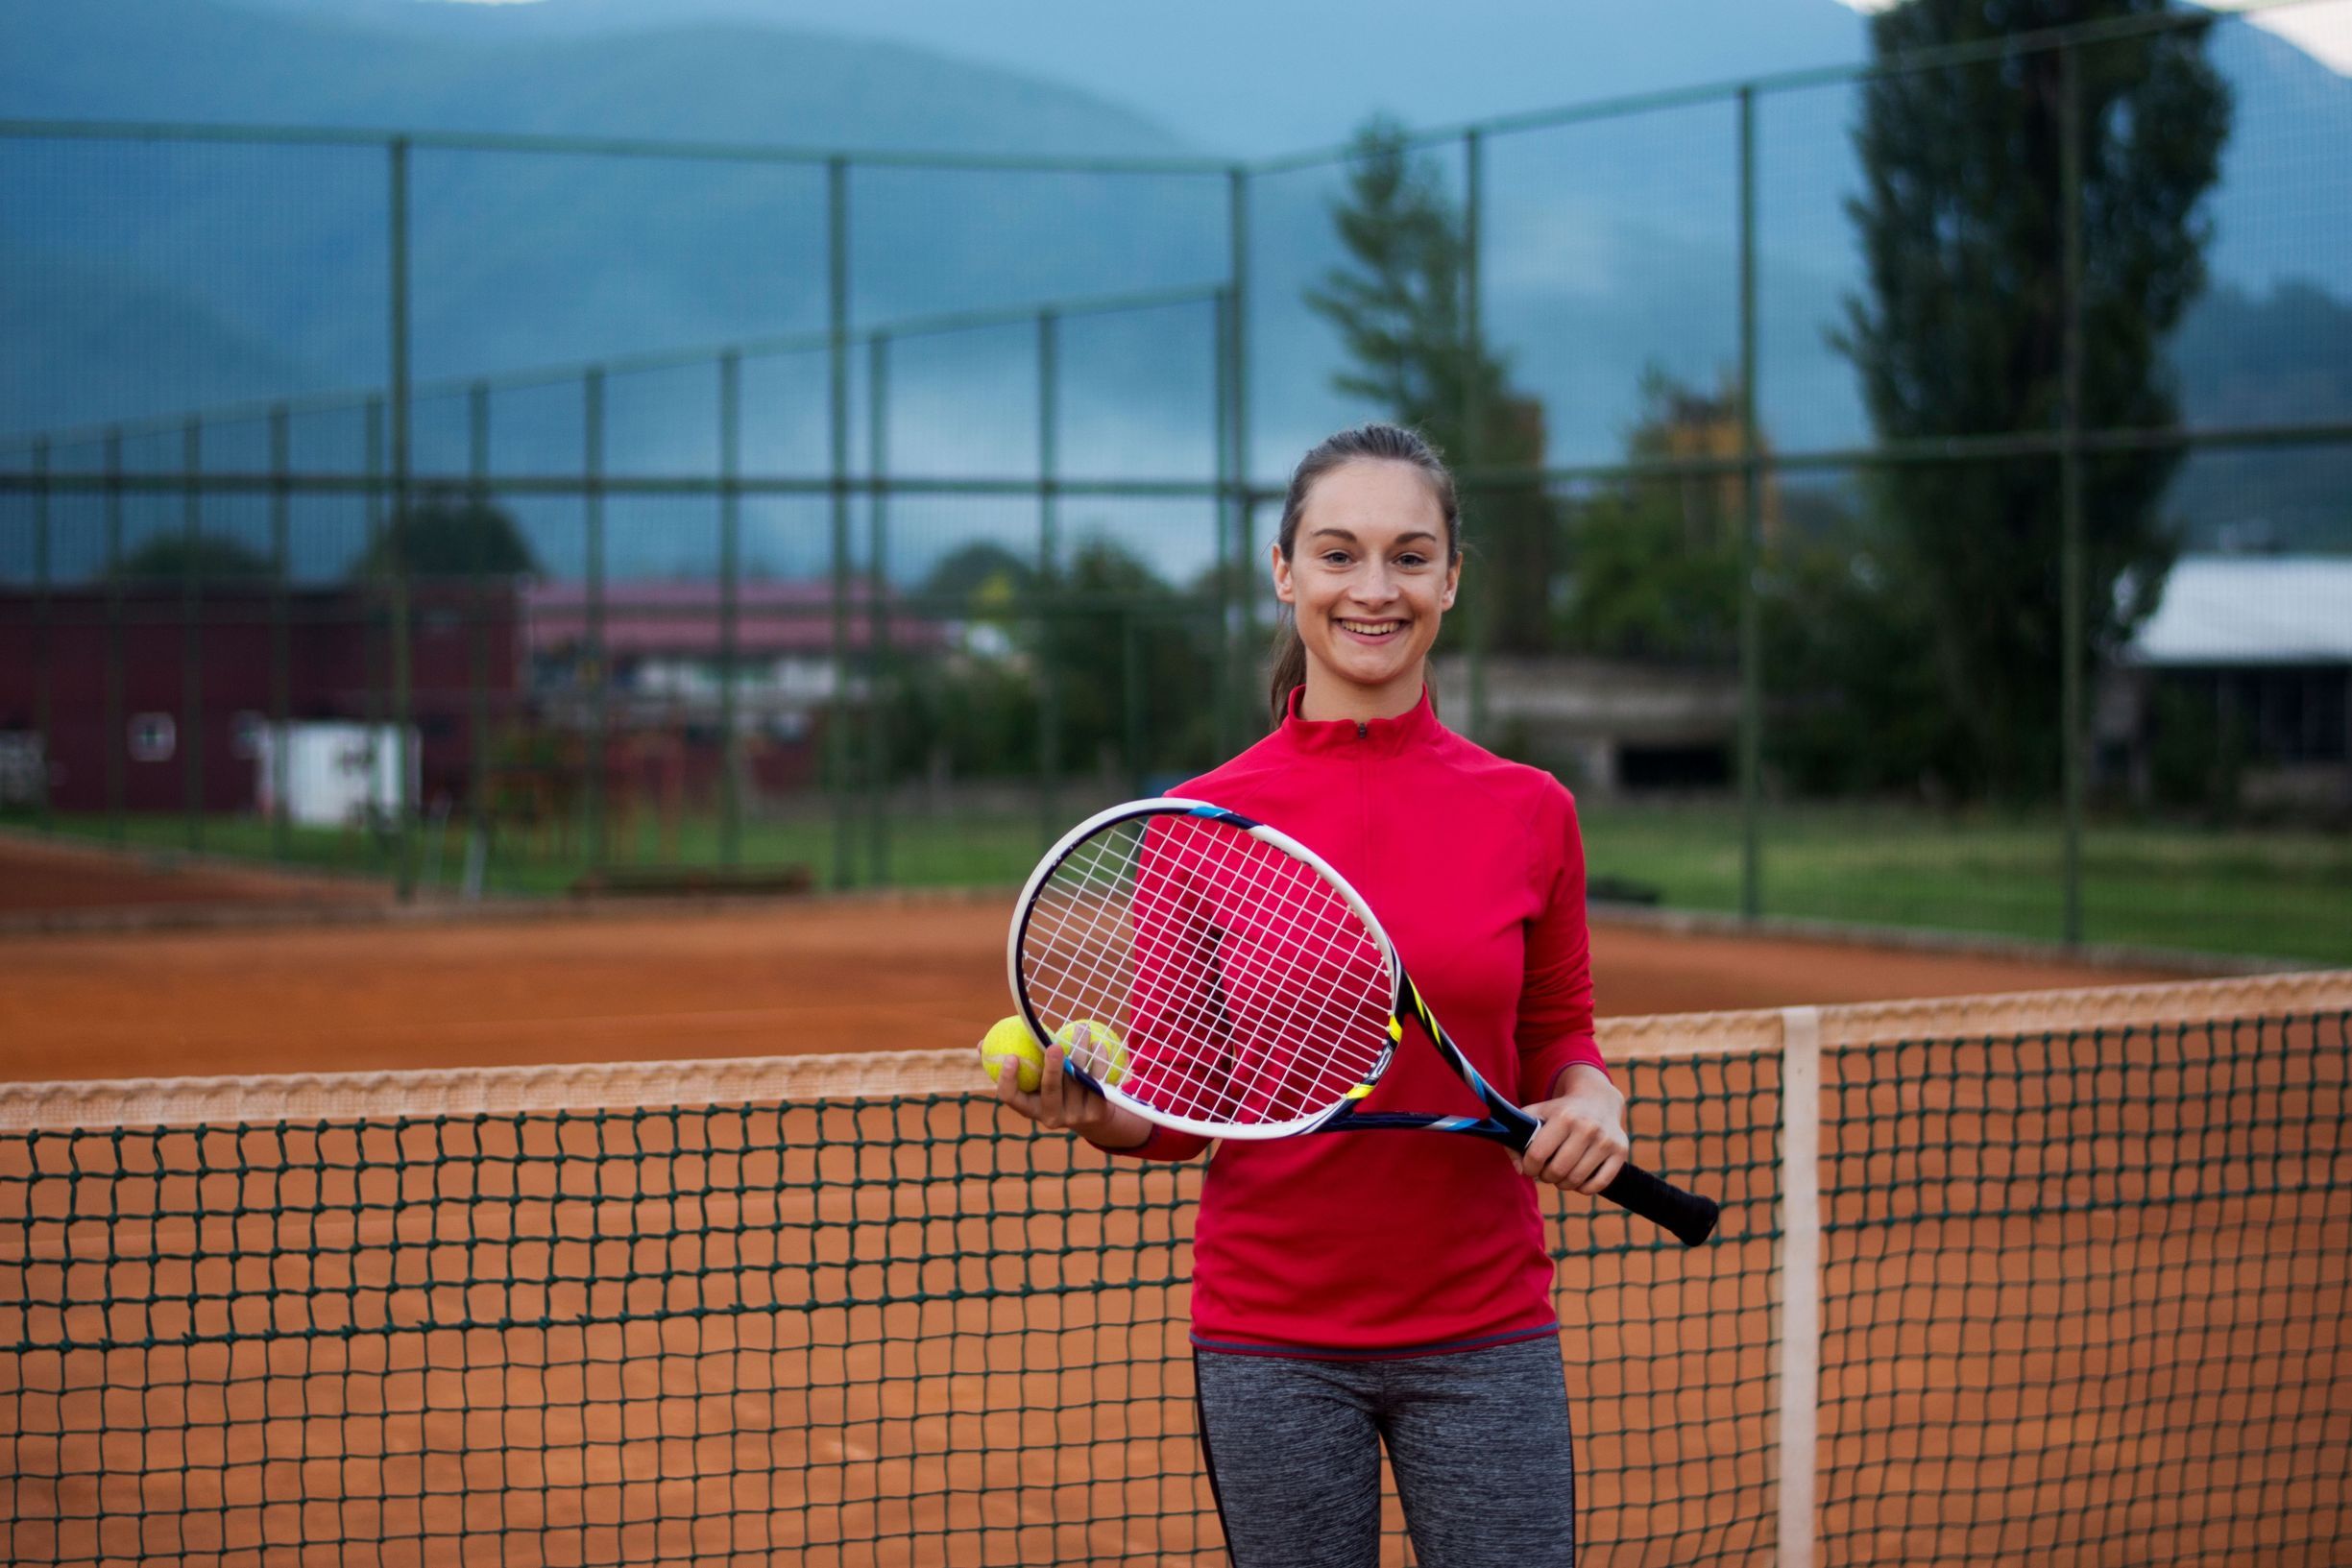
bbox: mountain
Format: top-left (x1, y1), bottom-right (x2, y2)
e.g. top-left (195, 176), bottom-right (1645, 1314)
top-left (2, 0), bottom-right (2346, 570)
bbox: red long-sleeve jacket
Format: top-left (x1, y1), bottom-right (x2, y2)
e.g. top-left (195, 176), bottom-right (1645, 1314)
top-left (1111, 687), bottom-right (1607, 1358)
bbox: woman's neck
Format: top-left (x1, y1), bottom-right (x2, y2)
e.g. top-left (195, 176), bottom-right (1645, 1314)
top-left (1295, 666), bottom-right (1426, 725)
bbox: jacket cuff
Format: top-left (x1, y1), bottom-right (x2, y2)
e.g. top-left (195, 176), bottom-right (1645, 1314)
top-left (1094, 1123), bottom-right (1211, 1162)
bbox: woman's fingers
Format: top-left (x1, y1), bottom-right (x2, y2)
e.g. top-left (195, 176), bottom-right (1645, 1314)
top-left (1523, 1099), bottom-right (1633, 1195)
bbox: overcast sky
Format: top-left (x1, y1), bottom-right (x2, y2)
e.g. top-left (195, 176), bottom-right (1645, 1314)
top-left (440, 0), bottom-right (2352, 76)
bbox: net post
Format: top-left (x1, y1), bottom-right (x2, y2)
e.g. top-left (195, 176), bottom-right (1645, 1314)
top-left (1776, 1003), bottom-right (1822, 1568)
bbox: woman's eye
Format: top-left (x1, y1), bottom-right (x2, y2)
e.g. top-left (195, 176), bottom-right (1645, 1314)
top-left (1394, 554), bottom-right (1427, 568)
top-left (1320, 551), bottom-right (1352, 567)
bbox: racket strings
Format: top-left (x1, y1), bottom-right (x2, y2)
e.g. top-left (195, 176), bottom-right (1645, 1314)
top-left (1037, 823), bottom-right (1375, 1097)
top-left (1021, 814), bottom-right (1393, 1127)
top-left (1031, 833), bottom-right (1371, 1125)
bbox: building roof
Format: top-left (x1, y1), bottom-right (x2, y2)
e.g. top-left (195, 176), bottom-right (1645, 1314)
top-left (2125, 556), bottom-right (2352, 667)
top-left (523, 580), bottom-right (945, 659)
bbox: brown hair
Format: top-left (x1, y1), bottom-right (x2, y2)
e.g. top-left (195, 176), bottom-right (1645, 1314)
top-left (1266, 422), bottom-right (1462, 725)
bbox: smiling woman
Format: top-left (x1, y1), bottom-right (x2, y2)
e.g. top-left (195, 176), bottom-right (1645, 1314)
top-left (984, 421), bottom-right (1627, 1566)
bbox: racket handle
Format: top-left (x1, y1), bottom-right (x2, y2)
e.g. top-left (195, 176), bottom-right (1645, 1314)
top-left (1600, 1164), bottom-right (1720, 1248)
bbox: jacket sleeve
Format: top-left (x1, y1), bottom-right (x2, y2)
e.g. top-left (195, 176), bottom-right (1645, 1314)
top-left (1515, 781), bottom-right (1608, 1104)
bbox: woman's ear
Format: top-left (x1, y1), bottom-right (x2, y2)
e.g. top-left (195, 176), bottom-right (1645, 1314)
top-left (1441, 559), bottom-right (1460, 611)
top-left (1271, 543), bottom-right (1295, 605)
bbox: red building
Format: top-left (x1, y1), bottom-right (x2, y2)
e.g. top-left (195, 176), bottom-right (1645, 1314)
top-left (0, 584), bottom-right (522, 813)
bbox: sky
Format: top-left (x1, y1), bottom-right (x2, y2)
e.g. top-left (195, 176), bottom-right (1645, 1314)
top-left (434, 0), bottom-right (2352, 76)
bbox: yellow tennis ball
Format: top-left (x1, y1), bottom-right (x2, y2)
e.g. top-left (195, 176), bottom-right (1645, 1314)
top-left (979, 1016), bottom-right (1045, 1092)
top-left (1054, 1019), bottom-right (1128, 1086)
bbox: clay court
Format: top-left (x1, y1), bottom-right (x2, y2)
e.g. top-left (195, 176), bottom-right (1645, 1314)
top-left (0, 829), bottom-right (2195, 1084)
top-left (2, 835), bottom-right (2345, 1564)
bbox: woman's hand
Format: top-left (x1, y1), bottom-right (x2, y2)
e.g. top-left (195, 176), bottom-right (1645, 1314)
top-left (990, 1042), bottom-right (1156, 1151)
top-left (1518, 1063), bottom-right (1631, 1195)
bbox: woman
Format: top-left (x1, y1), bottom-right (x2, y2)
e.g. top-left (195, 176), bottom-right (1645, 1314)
top-left (990, 422), bottom-right (1628, 1568)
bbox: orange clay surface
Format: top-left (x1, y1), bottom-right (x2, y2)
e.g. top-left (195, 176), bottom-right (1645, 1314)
top-left (4, 842), bottom-right (2337, 1565)
top-left (0, 832), bottom-right (390, 918)
top-left (0, 889), bottom-right (2180, 1083)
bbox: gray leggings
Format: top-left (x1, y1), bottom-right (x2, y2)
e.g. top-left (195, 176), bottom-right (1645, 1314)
top-left (1193, 1335), bottom-right (1577, 1568)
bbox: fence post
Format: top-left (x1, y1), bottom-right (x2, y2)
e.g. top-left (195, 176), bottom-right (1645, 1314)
top-left (827, 154), bottom-right (853, 890)
top-left (1738, 84), bottom-right (1764, 925)
top-left (867, 331), bottom-right (892, 884)
top-left (388, 133), bottom-right (415, 898)
top-left (2059, 43), bottom-right (2087, 948)
top-left (1213, 287), bottom-right (1236, 759)
top-left (1463, 127), bottom-right (1490, 744)
top-left (466, 380), bottom-right (491, 884)
top-left (585, 366), bottom-right (607, 872)
top-left (269, 405), bottom-right (291, 864)
top-left (1227, 166), bottom-right (1253, 737)
top-left (364, 396), bottom-right (385, 863)
top-left (104, 428), bottom-right (124, 846)
top-left (718, 350), bottom-right (742, 871)
top-left (32, 437), bottom-right (50, 834)
top-left (182, 417), bottom-right (204, 854)
top-left (1777, 1004), bottom-right (1823, 1568)
top-left (1037, 307), bottom-right (1061, 848)
top-left (1123, 607), bottom-right (1146, 797)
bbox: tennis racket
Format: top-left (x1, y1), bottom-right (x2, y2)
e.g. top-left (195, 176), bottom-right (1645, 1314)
top-left (1009, 798), bottom-right (1720, 1247)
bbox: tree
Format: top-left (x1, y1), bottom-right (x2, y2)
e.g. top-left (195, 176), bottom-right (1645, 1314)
top-left (889, 537), bottom-right (1218, 783)
top-left (352, 488), bottom-right (537, 580)
top-left (1558, 369), bottom-right (1746, 664)
top-left (109, 532), bottom-right (273, 582)
top-left (1835, 0), bottom-right (2229, 799)
top-left (916, 541), bottom-right (1033, 611)
top-left (1307, 117), bottom-right (1556, 652)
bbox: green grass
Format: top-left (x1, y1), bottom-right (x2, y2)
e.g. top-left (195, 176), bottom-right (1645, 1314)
top-left (11, 800), bottom-right (2348, 968)
top-left (5, 806), bottom-right (1058, 901)
top-left (1578, 801), bottom-right (2352, 967)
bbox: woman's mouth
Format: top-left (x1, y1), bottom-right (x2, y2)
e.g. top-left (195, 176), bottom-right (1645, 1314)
top-left (1335, 617), bottom-right (1405, 640)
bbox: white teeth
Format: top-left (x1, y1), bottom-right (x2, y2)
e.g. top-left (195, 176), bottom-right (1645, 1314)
top-left (1337, 619), bottom-right (1401, 637)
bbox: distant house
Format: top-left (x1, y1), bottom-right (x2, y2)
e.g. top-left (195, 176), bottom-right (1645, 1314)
top-left (520, 579), bottom-right (948, 802)
top-left (521, 578), bottom-right (944, 724)
top-left (0, 583), bottom-right (521, 814)
top-left (2103, 555), bottom-right (2352, 811)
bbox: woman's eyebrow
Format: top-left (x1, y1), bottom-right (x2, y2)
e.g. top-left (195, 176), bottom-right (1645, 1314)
top-left (1304, 526), bottom-right (1439, 546)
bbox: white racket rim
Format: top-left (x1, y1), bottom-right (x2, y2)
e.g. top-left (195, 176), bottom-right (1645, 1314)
top-left (1007, 796), bottom-right (1406, 1141)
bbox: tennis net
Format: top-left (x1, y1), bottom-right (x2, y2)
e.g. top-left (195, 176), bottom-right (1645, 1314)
top-left (2, 972), bottom-right (2346, 1565)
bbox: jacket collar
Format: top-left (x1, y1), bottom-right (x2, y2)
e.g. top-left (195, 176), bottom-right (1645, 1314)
top-left (1277, 684), bottom-right (1443, 757)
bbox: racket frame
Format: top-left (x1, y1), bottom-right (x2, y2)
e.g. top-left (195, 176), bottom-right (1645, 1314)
top-left (1012, 796), bottom-right (1724, 1248)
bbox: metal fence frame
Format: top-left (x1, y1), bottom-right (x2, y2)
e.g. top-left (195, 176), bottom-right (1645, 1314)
top-left (2, 2), bottom-right (2347, 934)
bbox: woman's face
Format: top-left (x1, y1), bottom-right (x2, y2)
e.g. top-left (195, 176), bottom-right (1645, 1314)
top-left (1272, 458), bottom-right (1459, 717)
